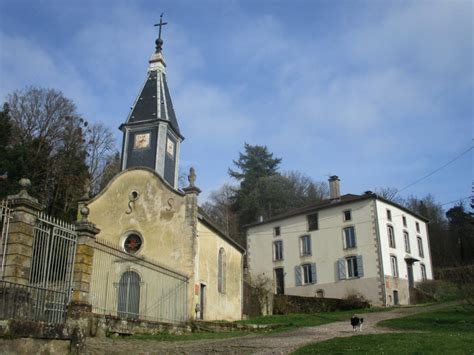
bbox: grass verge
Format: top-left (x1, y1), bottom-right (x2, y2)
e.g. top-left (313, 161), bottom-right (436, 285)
top-left (123, 306), bottom-right (391, 342)
top-left (293, 304), bottom-right (474, 354)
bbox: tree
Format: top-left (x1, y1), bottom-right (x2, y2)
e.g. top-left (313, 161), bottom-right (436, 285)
top-left (85, 123), bottom-right (116, 195)
top-left (403, 195), bottom-right (454, 267)
top-left (229, 143), bottom-right (281, 191)
top-left (98, 152), bottom-right (121, 192)
top-left (229, 143), bottom-right (282, 230)
top-left (201, 184), bottom-right (239, 240)
top-left (375, 187), bottom-right (404, 204)
top-left (1, 87), bottom-right (115, 221)
top-left (446, 204), bottom-right (474, 264)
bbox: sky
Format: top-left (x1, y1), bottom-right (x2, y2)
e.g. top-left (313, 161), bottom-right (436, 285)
top-left (0, 0), bottom-right (472, 209)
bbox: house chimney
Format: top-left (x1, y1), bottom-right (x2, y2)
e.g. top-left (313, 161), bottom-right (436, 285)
top-left (328, 175), bottom-right (341, 199)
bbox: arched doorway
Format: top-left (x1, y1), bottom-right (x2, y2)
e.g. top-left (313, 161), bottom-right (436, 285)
top-left (117, 271), bottom-right (140, 319)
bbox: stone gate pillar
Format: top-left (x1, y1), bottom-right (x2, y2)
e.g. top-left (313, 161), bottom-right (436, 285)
top-left (68, 205), bottom-right (100, 353)
top-left (3, 178), bottom-right (42, 285)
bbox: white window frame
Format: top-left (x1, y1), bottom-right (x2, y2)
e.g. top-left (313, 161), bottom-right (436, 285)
top-left (390, 255), bottom-right (399, 278)
top-left (417, 236), bottom-right (424, 258)
top-left (404, 231), bottom-right (411, 253)
top-left (343, 226), bottom-right (356, 249)
top-left (300, 235), bottom-right (312, 256)
top-left (387, 225), bottom-right (396, 248)
top-left (302, 264), bottom-right (314, 284)
top-left (347, 256), bottom-right (359, 278)
top-left (343, 210), bottom-right (352, 222)
top-left (273, 240), bottom-right (283, 261)
top-left (421, 263), bottom-right (427, 281)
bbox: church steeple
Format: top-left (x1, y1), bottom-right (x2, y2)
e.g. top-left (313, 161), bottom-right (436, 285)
top-left (120, 14), bottom-right (183, 189)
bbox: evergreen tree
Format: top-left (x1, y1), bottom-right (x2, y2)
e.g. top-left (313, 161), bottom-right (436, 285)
top-left (446, 204), bottom-right (474, 264)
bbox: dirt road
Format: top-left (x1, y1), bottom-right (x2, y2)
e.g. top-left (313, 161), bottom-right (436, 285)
top-left (85, 303), bottom-right (450, 354)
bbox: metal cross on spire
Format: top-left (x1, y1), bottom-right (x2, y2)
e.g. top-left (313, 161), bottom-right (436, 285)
top-left (154, 13), bottom-right (167, 52)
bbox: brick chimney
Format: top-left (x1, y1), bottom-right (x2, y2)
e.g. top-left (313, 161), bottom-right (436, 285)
top-left (328, 175), bottom-right (341, 199)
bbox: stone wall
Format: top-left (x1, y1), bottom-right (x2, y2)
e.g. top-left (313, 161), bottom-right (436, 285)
top-left (273, 294), bottom-right (369, 315)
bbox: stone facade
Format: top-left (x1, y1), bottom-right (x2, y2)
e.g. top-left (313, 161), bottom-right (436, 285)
top-left (86, 167), bottom-right (244, 321)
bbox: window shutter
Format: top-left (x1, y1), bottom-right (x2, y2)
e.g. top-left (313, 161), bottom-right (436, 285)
top-left (357, 255), bottom-right (364, 277)
top-left (308, 236), bottom-right (312, 255)
top-left (337, 258), bottom-right (346, 280)
top-left (281, 242), bottom-right (284, 259)
top-left (294, 265), bottom-right (302, 286)
top-left (311, 263), bottom-right (317, 284)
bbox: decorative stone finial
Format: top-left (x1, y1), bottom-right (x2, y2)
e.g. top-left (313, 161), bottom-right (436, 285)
top-left (18, 178), bottom-right (32, 198)
top-left (188, 167), bottom-right (196, 187)
top-left (80, 206), bottom-right (90, 222)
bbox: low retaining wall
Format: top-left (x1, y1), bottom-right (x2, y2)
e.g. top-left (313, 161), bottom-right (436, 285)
top-left (273, 295), bottom-right (369, 314)
top-left (91, 314), bottom-right (192, 337)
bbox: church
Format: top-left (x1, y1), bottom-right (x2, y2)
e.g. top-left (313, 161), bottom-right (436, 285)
top-left (84, 19), bottom-right (244, 322)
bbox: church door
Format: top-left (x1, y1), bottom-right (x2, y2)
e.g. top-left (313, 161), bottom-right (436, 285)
top-left (117, 271), bottom-right (140, 319)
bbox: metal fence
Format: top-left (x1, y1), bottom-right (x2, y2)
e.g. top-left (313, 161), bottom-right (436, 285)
top-left (0, 280), bottom-right (69, 323)
top-left (0, 200), bottom-right (12, 278)
top-left (28, 212), bottom-right (77, 324)
top-left (90, 238), bottom-right (188, 323)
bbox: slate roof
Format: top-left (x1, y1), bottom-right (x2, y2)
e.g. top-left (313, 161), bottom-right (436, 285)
top-left (125, 67), bottom-right (182, 138)
top-left (245, 193), bottom-right (429, 229)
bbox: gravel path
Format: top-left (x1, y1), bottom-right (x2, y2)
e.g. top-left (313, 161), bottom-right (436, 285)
top-left (84, 303), bottom-right (452, 354)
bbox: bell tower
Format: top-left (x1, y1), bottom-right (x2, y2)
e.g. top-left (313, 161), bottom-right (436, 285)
top-left (120, 14), bottom-right (183, 189)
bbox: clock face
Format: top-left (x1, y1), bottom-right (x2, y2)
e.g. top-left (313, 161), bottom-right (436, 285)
top-left (134, 133), bottom-right (150, 150)
top-left (166, 138), bottom-right (175, 157)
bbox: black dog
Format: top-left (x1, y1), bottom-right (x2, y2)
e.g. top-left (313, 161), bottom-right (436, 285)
top-left (350, 315), bottom-right (364, 331)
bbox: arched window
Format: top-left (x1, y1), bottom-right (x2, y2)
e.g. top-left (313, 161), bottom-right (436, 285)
top-left (218, 248), bottom-right (226, 293)
top-left (117, 271), bottom-right (140, 319)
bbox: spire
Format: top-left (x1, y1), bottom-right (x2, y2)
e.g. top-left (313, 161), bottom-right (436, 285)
top-left (119, 14), bottom-right (183, 189)
top-left (149, 13), bottom-right (167, 72)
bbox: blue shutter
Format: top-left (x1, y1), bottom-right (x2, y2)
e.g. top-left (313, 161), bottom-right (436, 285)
top-left (357, 255), bottom-right (364, 277)
top-left (337, 258), bottom-right (346, 280)
top-left (311, 263), bottom-right (317, 284)
top-left (295, 265), bottom-right (302, 286)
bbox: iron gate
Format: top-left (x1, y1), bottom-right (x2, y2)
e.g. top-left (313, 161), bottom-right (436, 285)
top-left (0, 200), bottom-right (12, 278)
top-left (28, 212), bottom-right (77, 323)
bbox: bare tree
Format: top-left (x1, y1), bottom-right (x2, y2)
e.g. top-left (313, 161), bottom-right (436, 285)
top-left (85, 123), bottom-right (116, 194)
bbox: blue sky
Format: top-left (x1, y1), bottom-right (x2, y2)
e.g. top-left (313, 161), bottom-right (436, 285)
top-left (1, 0), bottom-right (472, 209)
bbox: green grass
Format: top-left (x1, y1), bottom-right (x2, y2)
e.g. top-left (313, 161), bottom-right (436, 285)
top-left (124, 330), bottom-right (261, 342)
top-left (123, 307), bottom-right (389, 342)
top-left (379, 304), bottom-right (474, 332)
top-left (241, 307), bottom-right (392, 328)
top-left (294, 304), bottom-right (474, 354)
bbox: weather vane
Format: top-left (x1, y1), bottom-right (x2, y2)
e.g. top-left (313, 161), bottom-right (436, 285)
top-left (154, 13), bottom-right (167, 52)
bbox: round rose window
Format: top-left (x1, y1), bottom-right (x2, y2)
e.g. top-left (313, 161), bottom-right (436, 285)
top-left (124, 233), bottom-right (143, 254)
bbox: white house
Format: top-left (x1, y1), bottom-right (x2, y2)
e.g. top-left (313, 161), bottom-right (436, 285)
top-left (246, 176), bottom-right (433, 306)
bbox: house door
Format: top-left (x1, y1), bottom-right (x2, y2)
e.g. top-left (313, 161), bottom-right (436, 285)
top-left (118, 271), bottom-right (140, 319)
top-left (199, 284), bottom-right (206, 320)
top-left (393, 290), bottom-right (399, 305)
top-left (275, 268), bottom-right (285, 295)
top-left (407, 262), bottom-right (414, 288)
